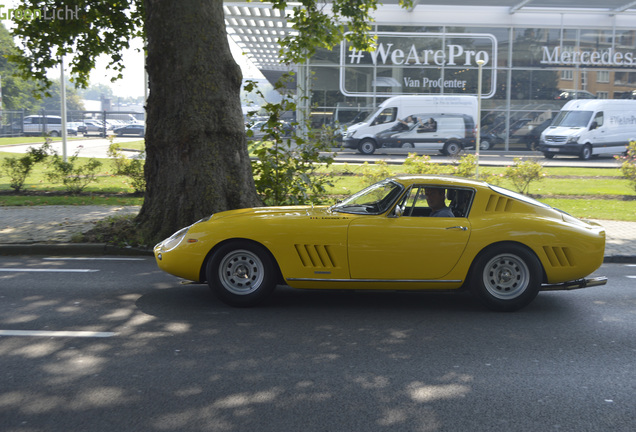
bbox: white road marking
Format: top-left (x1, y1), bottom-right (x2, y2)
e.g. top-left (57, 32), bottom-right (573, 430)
top-left (0, 330), bottom-right (116, 338)
top-left (0, 268), bottom-right (98, 273)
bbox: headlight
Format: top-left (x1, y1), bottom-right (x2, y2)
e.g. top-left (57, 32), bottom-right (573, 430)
top-left (566, 135), bottom-right (580, 144)
top-left (158, 227), bottom-right (189, 252)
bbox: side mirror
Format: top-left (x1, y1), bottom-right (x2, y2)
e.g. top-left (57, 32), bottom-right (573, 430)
top-left (392, 205), bottom-right (404, 218)
top-left (590, 121), bottom-right (598, 131)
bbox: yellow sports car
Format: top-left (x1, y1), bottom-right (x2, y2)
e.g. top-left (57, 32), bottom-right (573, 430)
top-left (154, 176), bottom-right (607, 311)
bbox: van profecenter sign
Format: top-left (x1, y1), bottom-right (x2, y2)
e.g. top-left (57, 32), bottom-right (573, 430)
top-left (340, 32), bottom-right (497, 97)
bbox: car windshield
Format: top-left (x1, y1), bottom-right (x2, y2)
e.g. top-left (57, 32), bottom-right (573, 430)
top-left (551, 110), bottom-right (593, 128)
top-left (331, 180), bottom-right (404, 215)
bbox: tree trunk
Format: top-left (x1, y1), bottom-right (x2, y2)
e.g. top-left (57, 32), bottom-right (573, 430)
top-left (138, 0), bottom-right (260, 243)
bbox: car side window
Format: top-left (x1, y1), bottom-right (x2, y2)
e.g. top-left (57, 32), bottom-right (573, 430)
top-left (372, 107), bottom-right (398, 126)
top-left (399, 186), bottom-right (431, 217)
top-left (396, 186), bottom-right (474, 218)
top-left (593, 111), bottom-right (604, 128)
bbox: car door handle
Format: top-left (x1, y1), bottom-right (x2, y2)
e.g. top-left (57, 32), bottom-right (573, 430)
top-left (446, 226), bottom-right (468, 231)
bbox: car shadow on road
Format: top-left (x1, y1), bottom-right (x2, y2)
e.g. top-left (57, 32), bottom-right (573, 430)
top-left (134, 283), bottom-right (573, 320)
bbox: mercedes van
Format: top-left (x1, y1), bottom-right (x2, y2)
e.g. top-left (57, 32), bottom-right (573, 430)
top-left (342, 95), bottom-right (478, 155)
top-left (539, 99), bottom-right (636, 160)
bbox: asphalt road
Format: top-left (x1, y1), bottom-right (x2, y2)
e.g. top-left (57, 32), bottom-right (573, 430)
top-left (0, 257), bottom-right (634, 432)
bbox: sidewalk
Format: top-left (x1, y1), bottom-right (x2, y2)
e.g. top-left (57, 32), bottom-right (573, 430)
top-left (0, 205), bottom-right (635, 262)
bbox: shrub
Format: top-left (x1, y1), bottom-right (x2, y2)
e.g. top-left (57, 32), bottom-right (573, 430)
top-left (402, 153), bottom-right (443, 174)
top-left (617, 141), bottom-right (636, 193)
top-left (361, 160), bottom-right (392, 185)
top-left (1, 141), bottom-right (50, 191)
top-left (46, 146), bottom-right (103, 194)
top-left (107, 142), bottom-right (146, 193)
top-left (503, 157), bottom-right (546, 194)
top-left (245, 75), bottom-right (335, 206)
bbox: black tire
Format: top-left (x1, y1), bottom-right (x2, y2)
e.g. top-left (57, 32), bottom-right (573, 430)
top-left (443, 140), bottom-right (461, 156)
top-left (401, 142), bottom-right (414, 149)
top-left (543, 152), bottom-right (555, 159)
top-left (358, 139), bottom-right (377, 155)
top-left (469, 244), bottom-right (542, 312)
top-left (49, 131), bottom-right (59, 137)
top-left (206, 241), bottom-right (277, 307)
top-left (580, 144), bottom-right (592, 160)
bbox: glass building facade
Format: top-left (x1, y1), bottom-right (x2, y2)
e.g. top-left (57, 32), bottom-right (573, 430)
top-left (303, 24), bottom-right (636, 151)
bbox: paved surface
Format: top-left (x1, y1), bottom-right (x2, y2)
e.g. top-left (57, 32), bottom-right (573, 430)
top-left (0, 205), bottom-right (634, 262)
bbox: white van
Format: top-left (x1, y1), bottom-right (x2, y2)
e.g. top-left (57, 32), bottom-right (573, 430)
top-left (23, 115), bottom-right (64, 137)
top-left (342, 95), bottom-right (478, 155)
top-left (539, 99), bottom-right (636, 160)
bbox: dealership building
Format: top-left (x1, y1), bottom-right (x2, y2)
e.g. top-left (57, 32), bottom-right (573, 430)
top-left (225, 1), bottom-right (636, 151)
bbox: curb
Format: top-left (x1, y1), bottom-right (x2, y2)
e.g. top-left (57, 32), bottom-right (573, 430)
top-left (0, 243), bottom-right (153, 256)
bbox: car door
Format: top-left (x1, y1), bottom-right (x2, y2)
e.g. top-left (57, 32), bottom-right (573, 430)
top-left (347, 186), bottom-right (471, 280)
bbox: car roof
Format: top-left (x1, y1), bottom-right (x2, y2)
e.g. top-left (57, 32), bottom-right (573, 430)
top-left (389, 175), bottom-right (488, 189)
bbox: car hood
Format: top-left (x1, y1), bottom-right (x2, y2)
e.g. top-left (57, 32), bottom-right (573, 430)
top-left (204, 205), bottom-right (351, 223)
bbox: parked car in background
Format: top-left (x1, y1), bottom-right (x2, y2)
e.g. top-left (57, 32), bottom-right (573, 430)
top-left (113, 123), bottom-right (145, 137)
top-left (22, 115), bottom-right (67, 137)
top-left (154, 175), bottom-right (607, 312)
top-left (78, 120), bottom-right (111, 137)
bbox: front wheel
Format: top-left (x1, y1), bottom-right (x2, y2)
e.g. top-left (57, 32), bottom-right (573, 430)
top-left (580, 144), bottom-right (593, 160)
top-left (469, 244), bottom-right (542, 312)
top-left (206, 241), bottom-right (277, 307)
top-left (401, 142), bottom-right (414, 149)
top-left (358, 139), bottom-right (377, 155)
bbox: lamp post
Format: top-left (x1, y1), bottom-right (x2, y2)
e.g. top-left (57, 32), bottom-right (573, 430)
top-left (475, 59), bottom-right (485, 179)
top-left (60, 57), bottom-right (68, 162)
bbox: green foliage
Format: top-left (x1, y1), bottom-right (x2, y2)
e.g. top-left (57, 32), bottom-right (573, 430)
top-left (9, 1), bottom-right (144, 92)
top-left (503, 158), bottom-right (546, 194)
top-left (361, 160), bottom-right (392, 185)
top-left (107, 142), bottom-right (146, 193)
top-left (402, 153), bottom-right (443, 174)
top-left (246, 75), bottom-right (334, 206)
top-left (268, 0), bottom-right (413, 65)
top-left (46, 146), bottom-right (103, 194)
top-left (617, 141), bottom-right (636, 193)
top-left (451, 153), bottom-right (477, 178)
top-left (0, 142), bottom-right (50, 191)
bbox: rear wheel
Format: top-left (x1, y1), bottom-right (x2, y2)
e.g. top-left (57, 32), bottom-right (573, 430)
top-left (479, 139), bottom-right (492, 150)
top-left (470, 244), bottom-right (542, 312)
top-left (443, 140), bottom-right (461, 156)
top-left (401, 142), bottom-right (414, 149)
top-left (206, 241), bottom-right (277, 307)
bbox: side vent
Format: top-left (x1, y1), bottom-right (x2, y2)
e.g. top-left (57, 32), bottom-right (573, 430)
top-left (485, 194), bottom-right (514, 212)
top-left (294, 244), bottom-right (337, 268)
top-left (542, 246), bottom-right (575, 267)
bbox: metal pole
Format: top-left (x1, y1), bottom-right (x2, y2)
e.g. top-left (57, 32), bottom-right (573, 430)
top-left (60, 57), bottom-right (68, 162)
top-left (476, 59), bottom-right (485, 180)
